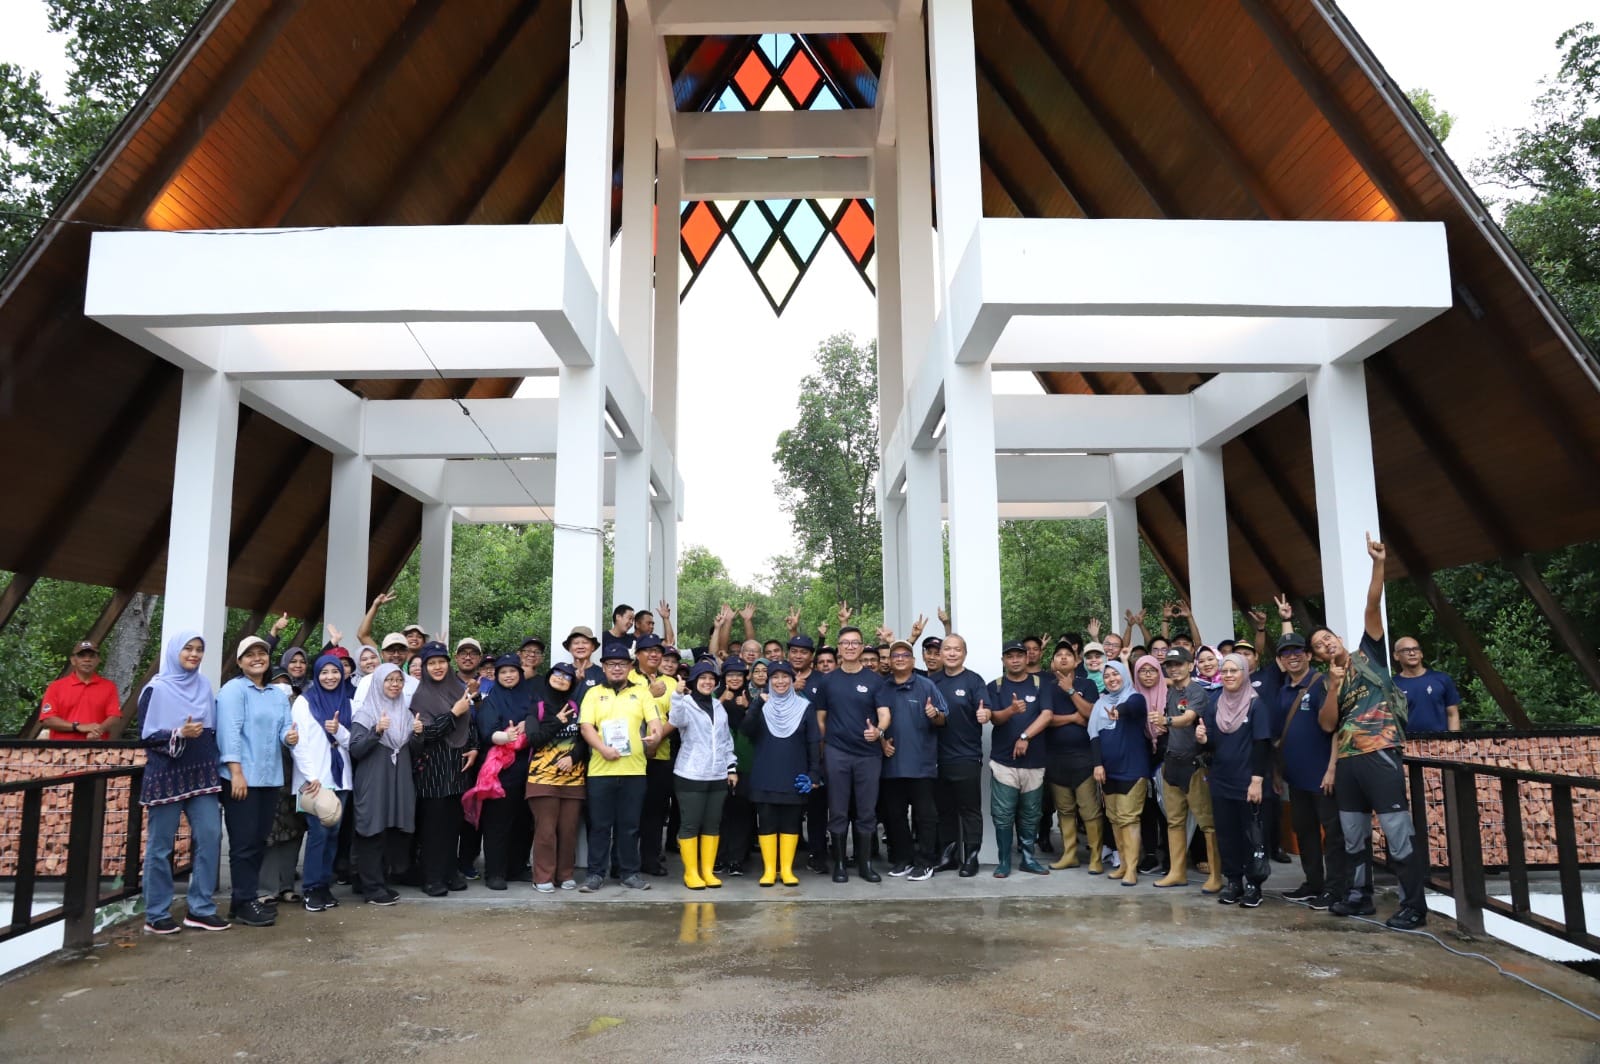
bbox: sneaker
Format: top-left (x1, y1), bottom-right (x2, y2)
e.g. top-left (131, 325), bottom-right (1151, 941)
top-left (535, 882), bottom-right (556, 894)
top-left (423, 882), bottom-right (448, 897)
top-left (1282, 883), bottom-right (1321, 901)
top-left (908, 865), bottom-right (933, 882)
top-left (304, 892), bottom-right (327, 912)
top-left (485, 877), bottom-right (508, 891)
top-left (1104, 847), bottom-right (1122, 871)
top-left (726, 864), bottom-right (745, 878)
top-left (1218, 881), bottom-right (1243, 905)
top-left (1330, 896), bottom-right (1377, 917)
top-left (229, 900), bottom-right (276, 927)
top-left (1241, 883), bottom-right (1263, 908)
top-left (322, 889), bottom-right (340, 909)
top-left (888, 863), bottom-right (913, 878)
top-left (1384, 906), bottom-right (1428, 931)
top-left (366, 889), bottom-right (400, 906)
top-left (560, 879), bottom-right (578, 891)
top-left (183, 912), bottom-right (231, 931)
top-left (1308, 892), bottom-right (1334, 911)
top-left (461, 866), bottom-right (481, 881)
top-left (143, 916), bottom-right (181, 935)
top-left (447, 876), bottom-right (468, 892)
top-left (578, 875), bottom-right (604, 893)
top-left (1272, 848), bottom-right (1293, 864)
top-left (621, 873), bottom-right (652, 890)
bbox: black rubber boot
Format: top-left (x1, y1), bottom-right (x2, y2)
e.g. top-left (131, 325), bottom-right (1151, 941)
top-left (933, 842), bottom-right (961, 873)
top-left (829, 832), bottom-right (850, 883)
top-left (959, 846), bottom-right (980, 878)
top-left (855, 831), bottom-right (882, 883)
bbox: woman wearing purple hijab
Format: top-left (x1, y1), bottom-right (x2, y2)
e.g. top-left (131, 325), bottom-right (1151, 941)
top-left (139, 630), bottom-right (228, 935)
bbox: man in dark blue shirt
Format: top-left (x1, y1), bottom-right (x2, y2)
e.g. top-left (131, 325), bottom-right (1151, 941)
top-left (930, 634), bottom-right (987, 877)
top-left (1273, 631), bottom-right (1346, 910)
top-left (1041, 642), bottom-right (1102, 872)
top-left (986, 642), bottom-right (1054, 877)
top-left (1392, 636), bottom-right (1461, 732)
top-left (878, 640), bottom-right (948, 880)
top-left (814, 626), bottom-right (888, 883)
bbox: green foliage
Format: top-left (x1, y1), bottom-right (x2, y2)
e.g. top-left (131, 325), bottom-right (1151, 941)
top-left (0, 573), bottom-right (113, 732)
top-left (1476, 22), bottom-right (1600, 351)
top-left (0, 0), bottom-right (206, 272)
top-left (1406, 88), bottom-right (1455, 142)
top-left (772, 332), bottom-right (883, 609)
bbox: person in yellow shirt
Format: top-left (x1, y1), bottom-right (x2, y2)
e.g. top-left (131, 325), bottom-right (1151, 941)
top-left (577, 642), bottom-right (663, 892)
top-left (629, 633), bottom-right (676, 876)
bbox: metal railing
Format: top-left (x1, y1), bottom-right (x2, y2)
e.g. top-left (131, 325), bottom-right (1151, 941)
top-left (1, 765), bottom-right (148, 949)
top-left (1408, 756), bottom-right (1600, 954)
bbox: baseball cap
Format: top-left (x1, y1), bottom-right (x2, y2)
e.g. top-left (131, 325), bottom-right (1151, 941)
top-left (921, 635), bottom-right (943, 650)
top-left (455, 637), bottom-right (482, 653)
top-left (1002, 640), bottom-right (1026, 655)
top-left (234, 635), bottom-right (269, 660)
top-left (1277, 632), bottom-right (1308, 652)
top-left (888, 639), bottom-right (914, 655)
top-left (599, 641), bottom-right (632, 662)
top-left (787, 634), bottom-right (816, 650)
top-left (1083, 642), bottom-right (1106, 656)
top-left (402, 623), bottom-right (426, 636)
top-left (381, 631), bottom-right (408, 650)
top-left (71, 640), bottom-right (99, 655)
top-left (1164, 646), bottom-right (1193, 664)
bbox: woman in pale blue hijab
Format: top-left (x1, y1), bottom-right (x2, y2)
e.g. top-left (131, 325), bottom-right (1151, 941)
top-left (138, 630), bottom-right (229, 935)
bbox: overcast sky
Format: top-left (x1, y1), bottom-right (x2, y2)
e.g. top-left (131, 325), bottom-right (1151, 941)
top-left (1, 1), bottom-right (1591, 586)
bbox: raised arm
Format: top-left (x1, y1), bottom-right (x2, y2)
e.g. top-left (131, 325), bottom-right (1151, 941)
top-left (1364, 533), bottom-right (1387, 642)
top-left (356, 592), bottom-right (394, 648)
top-left (657, 600), bottom-right (676, 647)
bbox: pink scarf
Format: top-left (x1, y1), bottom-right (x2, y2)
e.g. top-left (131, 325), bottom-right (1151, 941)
top-left (461, 732), bottom-right (527, 827)
top-left (1214, 654), bottom-right (1255, 734)
top-left (1131, 654), bottom-right (1167, 748)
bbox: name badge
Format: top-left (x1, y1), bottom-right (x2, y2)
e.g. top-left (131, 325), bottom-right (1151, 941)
top-left (1024, 695), bottom-right (1036, 703)
top-left (856, 685), bottom-right (869, 694)
top-left (954, 689), bottom-right (967, 696)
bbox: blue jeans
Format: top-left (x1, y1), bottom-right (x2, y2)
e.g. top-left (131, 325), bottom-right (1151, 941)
top-left (143, 793), bottom-right (222, 921)
top-left (303, 793), bottom-right (346, 891)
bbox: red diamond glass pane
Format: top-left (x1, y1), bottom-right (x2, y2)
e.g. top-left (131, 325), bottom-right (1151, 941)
top-left (681, 202), bottom-right (722, 266)
top-left (733, 50), bottom-right (772, 107)
top-left (781, 50), bottom-right (821, 105)
top-left (835, 199), bottom-right (874, 263)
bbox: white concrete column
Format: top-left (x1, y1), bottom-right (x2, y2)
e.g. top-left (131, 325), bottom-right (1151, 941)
top-left (904, 445), bottom-right (945, 630)
top-left (879, 485), bottom-right (906, 636)
top-left (653, 154), bottom-right (681, 450)
top-left (1308, 361), bottom-right (1384, 642)
top-left (1106, 495), bottom-right (1143, 625)
top-left (894, 8), bottom-right (937, 390)
top-left (875, 144), bottom-right (905, 441)
top-left (1181, 446), bottom-right (1233, 646)
top-left (324, 453), bottom-right (373, 643)
top-left (612, 8), bottom-right (657, 608)
top-left (551, 0), bottom-right (618, 651)
top-left (161, 368), bottom-right (240, 685)
top-left (418, 502), bottom-right (453, 642)
top-left (928, 0), bottom-right (1000, 668)
top-left (652, 498), bottom-right (678, 622)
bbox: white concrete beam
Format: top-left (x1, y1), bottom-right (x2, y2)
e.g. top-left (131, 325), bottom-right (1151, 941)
top-left (362, 397), bottom-right (561, 459)
top-left (1190, 371), bottom-right (1307, 448)
top-left (1111, 453), bottom-right (1183, 498)
top-left (651, 0), bottom-right (895, 34)
top-left (239, 379), bottom-right (362, 456)
top-left (438, 459), bottom-right (616, 507)
top-left (676, 109), bottom-right (877, 157)
top-left (681, 157), bottom-right (872, 200)
top-left (987, 315), bottom-right (1339, 374)
top-left (991, 393), bottom-right (1193, 452)
top-left (989, 454), bottom-right (1117, 503)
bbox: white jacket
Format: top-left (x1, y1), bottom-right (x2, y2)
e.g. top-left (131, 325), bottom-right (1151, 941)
top-left (290, 696), bottom-right (352, 791)
top-left (667, 693), bottom-right (737, 782)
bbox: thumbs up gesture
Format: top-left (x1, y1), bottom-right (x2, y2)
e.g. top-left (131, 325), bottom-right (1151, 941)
top-left (411, 716), bottom-right (424, 736)
top-left (324, 715), bottom-right (339, 736)
top-left (923, 697), bottom-right (938, 720)
top-left (1010, 694), bottom-right (1026, 717)
top-left (1195, 719), bottom-right (1209, 745)
top-left (180, 715), bottom-right (202, 739)
top-left (376, 713), bottom-right (391, 733)
top-left (286, 723), bottom-right (299, 747)
top-left (975, 701), bottom-right (991, 725)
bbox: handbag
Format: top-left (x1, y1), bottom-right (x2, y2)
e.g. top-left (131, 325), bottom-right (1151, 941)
top-left (1243, 801), bottom-right (1271, 883)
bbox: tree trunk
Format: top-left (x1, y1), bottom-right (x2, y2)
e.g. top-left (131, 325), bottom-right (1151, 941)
top-left (104, 592), bottom-right (156, 702)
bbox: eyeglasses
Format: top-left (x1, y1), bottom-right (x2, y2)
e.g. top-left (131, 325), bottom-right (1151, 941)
top-left (838, 639), bottom-right (863, 647)
top-left (890, 652), bottom-right (913, 660)
top-left (1219, 667), bottom-right (1245, 675)
top-left (1396, 646), bottom-right (1422, 653)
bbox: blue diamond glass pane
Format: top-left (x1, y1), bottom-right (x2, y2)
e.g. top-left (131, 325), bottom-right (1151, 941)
top-left (715, 85), bottom-right (745, 112)
top-left (731, 205), bottom-right (773, 261)
top-left (759, 33), bottom-right (794, 66)
top-left (786, 202), bottom-right (827, 260)
top-left (763, 200), bottom-right (794, 223)
top-left (811, 85), bottom-right (842, 111)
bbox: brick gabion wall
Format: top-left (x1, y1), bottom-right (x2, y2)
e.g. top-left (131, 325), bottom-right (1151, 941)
top-left (0, 744), bottom-right (191, 879)
top-left (1405, 732), bottom-right (1600, 868)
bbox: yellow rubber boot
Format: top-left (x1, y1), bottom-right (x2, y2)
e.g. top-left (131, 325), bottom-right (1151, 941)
top-left (1050, 813), bottom-right (1079, 869)
top-left (1200, 830), bottom-right (1225, 894)
top-left (698, 835), bottom-right (722, 888)
top-left (778, 834), bottom-right (801, 885)
top-left (678, 838), bottom-right (705, 890)
top-left (1086, 817), bottom-right (1105, 875)
top-left (1121, 824), bottom-right (1141, 886)
top-left (1153, 827), bottom-right (1188, 887)
top-left (757, 834), bottom-right (779, 887)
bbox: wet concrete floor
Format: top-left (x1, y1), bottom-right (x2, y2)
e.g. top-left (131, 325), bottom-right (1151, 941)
top-left (1, 886), bottom-right (1597, 1063)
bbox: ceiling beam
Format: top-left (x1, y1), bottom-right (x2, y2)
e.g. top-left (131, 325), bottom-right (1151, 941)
top-left (681, 156), bottom-right (872, 199)
top-left (266, 0), bottom-right (449, 225)
top-left (1100, 0), bottom-right (1284, 219)
top-left (974, 51), bottom-right (1095, 216)
top-left (675, 109), bottom-right (878, 157)
top-left (651, 0), bottom-right (896, 34)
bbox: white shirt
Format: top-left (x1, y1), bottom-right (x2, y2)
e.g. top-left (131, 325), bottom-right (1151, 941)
top-left (290, 696), bottom-right (352, 791)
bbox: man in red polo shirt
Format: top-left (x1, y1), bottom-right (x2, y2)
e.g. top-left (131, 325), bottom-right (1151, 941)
top-left (38, 641), bottom-right (122, 740)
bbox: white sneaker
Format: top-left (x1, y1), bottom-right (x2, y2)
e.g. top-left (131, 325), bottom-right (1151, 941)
top-left (1104, 847), bottom-right (1122, 871)
top-left (535, 882), bottom-right (555, 893)
top-left (559, 879), bottom-right (578, 891)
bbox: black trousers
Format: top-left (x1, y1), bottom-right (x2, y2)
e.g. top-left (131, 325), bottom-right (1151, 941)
top-left (353, 828), bottom-right (410, 897)
top-left (1336, 750), bottom-right (1425, 911)
top-left (221, 786), bottom-right (279, 904)
top-left (418, 795), bottom-right (463, 888)
top-left (756, 802), bottom-right (803, 835)
top-left (935, 760), bottom-right (983, 855)
top-left (480, 793), bottom-right (532, 881)
top-left (722, 780), bottom-right (756, 866)
top-left (804, 786), bottom-right (830, 858)
top-left (334, 797), bottom-right (356, 880)
top-left (1289, 786), bottom-right (1350, 897)
top-left (1211, 794), bottom-right (1269, 885)
top-left (456, 817), bottom-right (481, 875)
top-left (587, 774), bottom-right (647, 879)
top-left (881, 776), bottom-right (939, 867)
top-left (639, 759), bottom-right (676, 872)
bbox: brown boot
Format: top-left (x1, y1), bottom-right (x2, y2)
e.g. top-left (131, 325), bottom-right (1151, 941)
top-left (1085, 817), bottom-right (1105, 875)
top-left (1050, 812), bottom-right (1079, 869)
top-left (1153, 827), bottom-right (1188, 887)
top-left (1121, 823), bottom-right (1141, 886)
top-left (1200, 830), bottom-right (1225, 894)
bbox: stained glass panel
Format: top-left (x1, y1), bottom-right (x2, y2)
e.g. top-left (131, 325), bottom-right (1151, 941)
top-left (785, 200), bottom-right (828, 260)
top-left (734, 50), bottom-right (772, 108)
top-left (757, 248), bottom-right (801, 311)
top-left (730, 203), bottom-right (774, 261)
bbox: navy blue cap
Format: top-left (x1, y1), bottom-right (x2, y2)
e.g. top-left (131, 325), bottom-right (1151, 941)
top-left (634, 632), bottom-right (665, 651)
top-left (767, 660), bottom-right (796, 677)
top-left (493, 653), bottom-right (522, 672)
top-left (1002, 640), bottom-right (1026, 655)
top-left (419, 640), bottom-right (450, 663)
top-left (787, 634), bottom-right (815, 650)
top-left (688, 660), bottom-right (720, 685)
top-left (661, 645), bottom-right (681, 659)
top-left (549, 662), bottom-right (577, 680)
top-left (598, 641), bottom-right (633, 662)
top-left (1276, 632), bottom-right (1308, 651)
top-left (722, 658), bottom-right (749, 674)
top-left (520, 635), bottom-right (545, 650)
top-left (921, 635), bottom-right (943, 649)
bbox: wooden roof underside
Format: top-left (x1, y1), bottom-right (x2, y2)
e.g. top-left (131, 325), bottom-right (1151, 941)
top-left (1, 0), bottom-right (1596, 625)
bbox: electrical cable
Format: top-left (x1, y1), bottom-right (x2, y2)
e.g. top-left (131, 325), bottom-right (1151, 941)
top-left (1272, 892), bottom-right (1600, 1024)
top-left (400, 322), bottom-right (604, 538)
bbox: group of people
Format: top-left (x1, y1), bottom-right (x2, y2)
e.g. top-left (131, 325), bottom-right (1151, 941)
top-left (93, 534), bottom-right (1440, 934)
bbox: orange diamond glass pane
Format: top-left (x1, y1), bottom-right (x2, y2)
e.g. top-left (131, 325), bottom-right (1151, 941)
top-left (733, 50), bottom-right (772, 107)
top-left (835, 200), bottom-right (874, 263)
top-left (681, 202), bottom-right (721, 266)
top-left (782, 50), bottom-right (821, 104)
